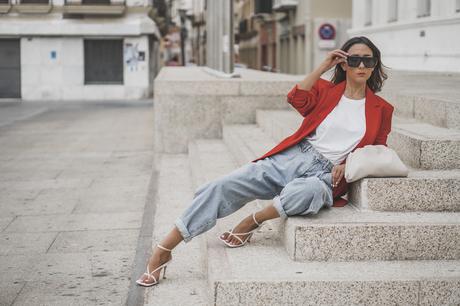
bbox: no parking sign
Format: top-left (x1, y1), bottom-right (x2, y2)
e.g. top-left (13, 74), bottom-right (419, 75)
top-left (318, 23), bottom-right (336, 49)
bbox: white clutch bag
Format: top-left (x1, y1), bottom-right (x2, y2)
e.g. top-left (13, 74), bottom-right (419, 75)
top-left (344, 145), bottom-right (409, 183)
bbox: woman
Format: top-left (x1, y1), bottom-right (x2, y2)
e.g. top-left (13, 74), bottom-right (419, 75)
top-left (136, 36), bottom-right (394, 286)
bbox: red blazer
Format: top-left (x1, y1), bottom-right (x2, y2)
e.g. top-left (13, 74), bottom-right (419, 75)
top-left (252, 78), bottom-right (394, 207)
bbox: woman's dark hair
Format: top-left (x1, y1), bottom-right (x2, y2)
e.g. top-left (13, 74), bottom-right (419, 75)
top-left (331, 36), bottom-right (388, 93)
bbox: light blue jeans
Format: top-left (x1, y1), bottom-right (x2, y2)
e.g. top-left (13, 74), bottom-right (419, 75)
top-left (175, 138), bottom-right (334, 243)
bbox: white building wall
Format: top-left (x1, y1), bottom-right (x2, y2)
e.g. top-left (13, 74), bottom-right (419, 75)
top-left (350, 0), bottom-right (460, 72)
top-left (20, 36), bottom-right (150, 101)
top-left (0, 0), bottom-right (159, 101)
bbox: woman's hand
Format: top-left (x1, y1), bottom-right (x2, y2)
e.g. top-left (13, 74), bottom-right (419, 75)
top-left (319, 49), bottom-right (349, 73)
top-left (331, 164), bottom-right (345, 187)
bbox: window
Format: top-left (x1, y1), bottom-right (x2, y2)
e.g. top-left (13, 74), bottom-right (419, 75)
top-left (417, 0), bottom-right (430, 17)
top-left (254, 0), bottom-right (272, 14)
top-left (84, 39), bottom-right (123, 85)
top-left (364, 0), bottom-right (372, 26)
top-left (388, 0), bottom-right (398, 22)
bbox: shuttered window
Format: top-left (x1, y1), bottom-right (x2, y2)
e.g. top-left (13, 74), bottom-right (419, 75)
top-left (417, 0), bottom-right (431, 17)
top-left (364, 0), bottom-right (372, 26)
top-left (388, 0), bottom-right (398, 22)
top-left (84, 39), bottom-right (123, 85)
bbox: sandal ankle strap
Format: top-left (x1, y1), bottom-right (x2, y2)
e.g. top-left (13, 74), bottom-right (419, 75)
top-left (157, 244), bottom-right (172, 252)
top-left (252, 212), bottom-right (262, 227)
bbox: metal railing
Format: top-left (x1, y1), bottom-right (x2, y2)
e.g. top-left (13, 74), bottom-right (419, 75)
top-left (19, 0), bottom-right (50, 4)
top-left (64, 0), bottom-right (126, 5)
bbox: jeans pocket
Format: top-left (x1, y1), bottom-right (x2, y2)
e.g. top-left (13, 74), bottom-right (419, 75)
top-left (320, 172), bottom-right (333, 189)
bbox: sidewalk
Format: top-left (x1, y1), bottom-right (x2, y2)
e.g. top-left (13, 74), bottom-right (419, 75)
top-left (0, 101), bottom-right (153, 305)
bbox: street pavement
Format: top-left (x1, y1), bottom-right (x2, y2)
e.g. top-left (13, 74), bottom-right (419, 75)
top-left (0, 101), bottom-right (154, 305)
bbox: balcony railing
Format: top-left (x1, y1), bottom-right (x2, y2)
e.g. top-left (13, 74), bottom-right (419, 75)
top-left (20, 0), bottom-right (50, 3)
top-left (15, 0), bottom-right (52, 13)
top-left (82, 0), bottom-right (111, 4)
top-left (273, 0), bottom-right (298, 11)
top-left (64, 0), bottom-right (126, 16)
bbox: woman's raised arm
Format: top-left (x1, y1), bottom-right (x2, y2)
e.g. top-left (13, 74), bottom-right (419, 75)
top-left (297, 49), bottom-right (348, 91)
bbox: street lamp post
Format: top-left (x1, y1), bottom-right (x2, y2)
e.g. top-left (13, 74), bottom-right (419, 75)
top-left (178, 8), bottom-right (187, 66)
top-left (205, 0), bottom-right (236, 76)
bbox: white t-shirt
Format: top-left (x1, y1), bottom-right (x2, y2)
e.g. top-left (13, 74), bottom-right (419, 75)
top-left (306, 94), bottom-right (366, 165)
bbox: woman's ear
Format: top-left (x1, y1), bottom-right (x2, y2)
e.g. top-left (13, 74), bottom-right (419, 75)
top-left (340, 62), bottom-right (347, 71)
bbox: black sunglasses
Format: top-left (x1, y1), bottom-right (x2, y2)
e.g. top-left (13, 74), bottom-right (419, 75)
top-left (346, 56), bottom-right (378, 68)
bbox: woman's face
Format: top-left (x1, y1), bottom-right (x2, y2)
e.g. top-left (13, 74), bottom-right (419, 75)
top-left (340, 43), bottom-right (375, 84)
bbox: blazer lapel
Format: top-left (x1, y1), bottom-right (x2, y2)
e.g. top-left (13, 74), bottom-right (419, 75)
top-left (353, 84), bottom-right (382, 150)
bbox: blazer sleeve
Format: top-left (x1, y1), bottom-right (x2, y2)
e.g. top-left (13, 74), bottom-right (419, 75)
top-left (373, 104), bottom-right (394, 146)
top-left (286, 78), bottom-right (330, 117)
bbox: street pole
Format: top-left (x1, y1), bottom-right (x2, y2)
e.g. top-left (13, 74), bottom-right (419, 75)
top-left (205, 0), bottom-right (235, 76)
top-left (179, 9), bottom-right (187, 66)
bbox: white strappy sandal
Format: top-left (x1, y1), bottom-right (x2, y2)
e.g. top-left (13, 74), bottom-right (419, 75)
top-left (136, 244), bottom-right (172, 287)
top-left (218, 212), bottom-right (262, 248)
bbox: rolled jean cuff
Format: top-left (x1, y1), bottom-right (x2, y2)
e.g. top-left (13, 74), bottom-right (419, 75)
top-left (174, 218), bottom-right (193, 243)
top-left (273, 196), bottom-right (288, 219)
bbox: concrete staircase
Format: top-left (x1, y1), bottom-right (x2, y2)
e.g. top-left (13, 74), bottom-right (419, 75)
top-left (152, 69), bottom-right (460, 305)
top-left (176, 106), bottom-right (459, 304)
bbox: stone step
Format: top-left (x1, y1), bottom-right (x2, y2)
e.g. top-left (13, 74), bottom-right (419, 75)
top-left (348, 169), bottom-right (460, 212)
top-left (223, 124), bottom-right (460, 262)
top-left (380, 92), bottom-right (460, 131)
top-left (379, 69), bottom-right (460, 130)
top-left (227, 121), bottom-right (460, 212)
top-left (389, 117), bottom-right (460, 170)
top-left (256, 109), bottom-right (460, 170)
top-left (188, 138), bottom-right (460, 306)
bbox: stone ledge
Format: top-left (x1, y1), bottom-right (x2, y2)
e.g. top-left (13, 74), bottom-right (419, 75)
top-left (153, 67), bottom-right (302, 155)
top-left (348, 171), bottom-right (460, 211)
top-left (284, 206), bottom-right (460, 261)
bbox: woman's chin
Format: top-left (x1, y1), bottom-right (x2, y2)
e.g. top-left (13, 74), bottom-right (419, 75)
top-left (350, 76), bottom-right (368, 83)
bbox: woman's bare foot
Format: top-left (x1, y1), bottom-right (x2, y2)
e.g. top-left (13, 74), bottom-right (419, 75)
top-left (136, 246), bottom-right (173, 285)
top-left (220, 213), bottom-right (260, 246)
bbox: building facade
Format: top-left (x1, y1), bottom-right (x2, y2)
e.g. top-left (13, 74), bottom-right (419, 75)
top-left (349, 0), bottom-right (460, 72)
top-left (276, 0), bottom-right (352, 75)
top-left (0, 0), bottom-right (160, 100)
top-left (233, 0), bottom-right (352, 75)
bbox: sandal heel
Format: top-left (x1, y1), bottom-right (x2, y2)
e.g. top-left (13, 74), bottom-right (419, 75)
top-left (218, 213), bottom-right (262, 248)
